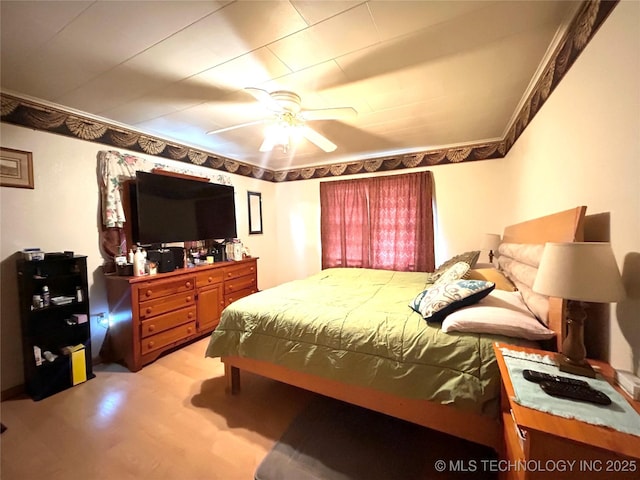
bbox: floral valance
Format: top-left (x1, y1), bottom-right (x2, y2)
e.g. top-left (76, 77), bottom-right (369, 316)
top-left (99, 150), bottom-right (232, 228)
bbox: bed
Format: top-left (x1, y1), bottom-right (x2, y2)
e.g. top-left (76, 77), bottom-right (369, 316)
top-left (206, 206), bottom-right (586, 450)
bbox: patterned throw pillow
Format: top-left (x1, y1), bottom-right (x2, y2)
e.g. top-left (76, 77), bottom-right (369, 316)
top-left (433, 262), bottom-right (470, 286)
top-left (427, 251), bottom-right (481, 283)
top-left (409, 280), bottom-right (495, 322)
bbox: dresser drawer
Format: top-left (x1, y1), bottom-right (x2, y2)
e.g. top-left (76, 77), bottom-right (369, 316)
top-left (225, 286), bottom-right (257, 306)
top-left (137, 276), bottom-right (195, 302)
top-left (140, 321), bottom-right (196, 355)
top-left (139, 291), bottom-right (195, 319)
top-left (196, 269), bottom-right (224, 288)
top-left (225, 273), bottom-right (257, 294)
top-left (224, 261), bottom-right (256, 280)
top-left (140, 306), bottom-right (196, 338)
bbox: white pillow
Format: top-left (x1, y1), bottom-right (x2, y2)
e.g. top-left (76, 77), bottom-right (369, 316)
top-left (441, 289), bottom-right (556, 340)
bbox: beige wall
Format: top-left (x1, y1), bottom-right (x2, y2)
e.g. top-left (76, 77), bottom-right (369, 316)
top-left (503, 1), bottom-right (640, 373)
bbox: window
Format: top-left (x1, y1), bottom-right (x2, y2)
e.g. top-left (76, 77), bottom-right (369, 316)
top-left (320, 171), bottom-right (435, 272)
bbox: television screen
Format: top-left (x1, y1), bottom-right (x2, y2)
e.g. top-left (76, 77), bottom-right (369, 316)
top-left (132, 171), bottom-right (237, 245)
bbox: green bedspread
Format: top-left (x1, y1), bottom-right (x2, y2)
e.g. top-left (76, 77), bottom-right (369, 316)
top-left (206, 268), bottom-right (529, 416)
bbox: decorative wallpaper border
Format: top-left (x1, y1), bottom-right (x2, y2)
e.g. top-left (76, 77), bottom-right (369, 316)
top-left (0, 0), bottom-right (617, 183)
top-left (501, 0), bottom-right (618, 153)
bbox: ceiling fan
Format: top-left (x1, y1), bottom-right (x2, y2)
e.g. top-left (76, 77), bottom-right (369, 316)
top-left (206, 87), bottom-right (357, 153)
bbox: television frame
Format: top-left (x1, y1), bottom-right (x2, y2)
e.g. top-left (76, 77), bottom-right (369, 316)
top-left (130, 170), bottom-right (237, 246)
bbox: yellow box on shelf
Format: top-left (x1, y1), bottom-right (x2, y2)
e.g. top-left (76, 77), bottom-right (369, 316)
top-left (62, 344), bottom-right (87, 385)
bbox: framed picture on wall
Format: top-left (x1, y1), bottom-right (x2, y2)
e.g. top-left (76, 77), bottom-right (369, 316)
top-left (0, 147), bottom-right (34, 189)
top-left (248, 191), bottom-right (263, 235)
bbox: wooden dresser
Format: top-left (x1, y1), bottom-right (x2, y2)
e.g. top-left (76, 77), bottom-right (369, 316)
top-left (104, 257), bottom-right (257, 371)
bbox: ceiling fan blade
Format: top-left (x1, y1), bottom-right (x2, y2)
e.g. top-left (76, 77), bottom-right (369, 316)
top-left (244, 87), bottom-right (284, 112)
top-left (206, 119), bottom-right (264, 135)
top-left (259, 137), bottom-right (275, 152)
top-left (301, 126), bottom-right (337, 152)
top-left (301, 107), bottom-right (357, 121)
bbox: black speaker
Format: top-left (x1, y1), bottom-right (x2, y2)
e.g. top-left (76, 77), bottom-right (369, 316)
top-left (147, 249), bottom-right (175, 273)
top-left (167, 246), bottom-right (185, 269)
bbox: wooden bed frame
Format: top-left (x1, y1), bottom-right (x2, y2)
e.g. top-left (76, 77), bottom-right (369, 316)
top-left (221, 206), bottom-right (587, 451)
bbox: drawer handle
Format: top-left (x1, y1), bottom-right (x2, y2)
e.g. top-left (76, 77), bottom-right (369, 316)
top-left (146, 307), bottom-right (152, 315)
top-left (185, 281), bottom-right (192, 289)
top-left (250, 267), bottom-right (255, 272)
top-left (227, 272), bottom-right (232, 277)
top-left (148, 341), bottom-right (155, 348)
top-left (186, 296), bottom-right (192, 302)
top-left (148, 325), bottom-right (155, 332)
top-left (228, 284), bottom-right (233, 289)
top-left (208, 276), bottom-right (213, 283)
top-left (146, 289), bottom-right (152, 297)
top-left (187, 326), bottom-right (193, 334)
top-left (219, 301), bottom-right (224, 306)
top-left (188, 311), bottom-right (194, 318)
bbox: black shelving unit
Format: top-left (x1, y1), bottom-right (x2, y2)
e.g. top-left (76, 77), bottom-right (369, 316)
top-left (16, 254), bottom-right (94, 400)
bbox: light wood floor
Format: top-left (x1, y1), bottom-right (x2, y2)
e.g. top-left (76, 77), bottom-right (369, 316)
top-left (0, 337), bottom-right (315, 480)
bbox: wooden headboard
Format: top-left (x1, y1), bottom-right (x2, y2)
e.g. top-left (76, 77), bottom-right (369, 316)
top-left (500, 206), bottom-right (587, 351)
top-left (503, 206), bottom-right (586, 244)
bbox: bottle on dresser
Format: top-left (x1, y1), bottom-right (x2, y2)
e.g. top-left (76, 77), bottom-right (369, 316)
top-left (133, 247), bottom-right (144, 277)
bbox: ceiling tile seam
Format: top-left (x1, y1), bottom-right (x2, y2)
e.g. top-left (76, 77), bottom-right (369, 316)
top-left (364, 1), bottom-right (383, 43)
top-left (50, 1), bottom-right (234, 103)
top-left (102, 3), bottom-right (384, 126)
top-left (244, 3), bottom-right (384, 81)
top-left (47, 0), bottom-right (95, 45)
top-left (288, 0), bottom-right (312, 27)
top-left (23, 0), bottom-right (95, 65)
top-left (290, 1), bottom-right (369, 27)
top-left (117, 1), bottom-right (383, 123)
top-left (95, 41), bottom-right (301, 124)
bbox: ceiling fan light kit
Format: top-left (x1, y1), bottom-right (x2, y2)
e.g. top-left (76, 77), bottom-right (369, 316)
top-left (208, 87), bottom-right (356, 154)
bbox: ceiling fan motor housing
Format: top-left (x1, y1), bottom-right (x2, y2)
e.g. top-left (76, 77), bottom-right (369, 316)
top-left (271, 90), bottom-right (302, 113)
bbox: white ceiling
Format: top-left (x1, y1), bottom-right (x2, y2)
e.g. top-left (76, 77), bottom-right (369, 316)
top-left (1, 0), bottom-right (581, 171)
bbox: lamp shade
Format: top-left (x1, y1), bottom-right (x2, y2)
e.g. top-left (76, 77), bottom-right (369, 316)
top-left (533, 242), bottom-right (626, 303)
top-left (482, 233), bottom-right (501, 251)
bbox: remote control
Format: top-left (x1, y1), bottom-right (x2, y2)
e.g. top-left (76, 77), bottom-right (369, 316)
top-left (523, 369), bottom-right (589, 386)
top-left (539, 381), bottom-right (612, 406)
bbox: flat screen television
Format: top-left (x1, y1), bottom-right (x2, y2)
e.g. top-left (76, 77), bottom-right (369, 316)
top-left (130, 171), bottom-right (237, 245)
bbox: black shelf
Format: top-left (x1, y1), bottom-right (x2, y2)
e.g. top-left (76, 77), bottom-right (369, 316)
top-left (16, 255), bottom-right (94, 400)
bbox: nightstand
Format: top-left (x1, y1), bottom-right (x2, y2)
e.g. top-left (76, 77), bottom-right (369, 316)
top-left (493, 343), bottom-right (640, 480)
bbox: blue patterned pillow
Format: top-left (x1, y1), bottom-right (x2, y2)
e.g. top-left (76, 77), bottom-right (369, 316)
top-left (409, 280), bottom-right (495, 322)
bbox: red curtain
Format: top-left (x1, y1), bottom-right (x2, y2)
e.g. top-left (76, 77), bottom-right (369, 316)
top-left (320, 171), bottom-right (435, 272)
top-left (320, 179), bottom-right (370, 268)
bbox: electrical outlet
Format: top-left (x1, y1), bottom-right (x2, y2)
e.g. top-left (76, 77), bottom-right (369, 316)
top-left (616, 370), bottom-right (640, 400)
top-left (93, 312), bottom-right (109, 329)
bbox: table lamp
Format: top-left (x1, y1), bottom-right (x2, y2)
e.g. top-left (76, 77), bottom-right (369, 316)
top-left (482, 233), bottom-right (501, 263)
top-left (533, 242), bottom-right (626, 378)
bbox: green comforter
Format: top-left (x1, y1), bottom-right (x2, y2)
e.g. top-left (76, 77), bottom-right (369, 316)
top-left (206, 268), bottom-right (526, 416)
